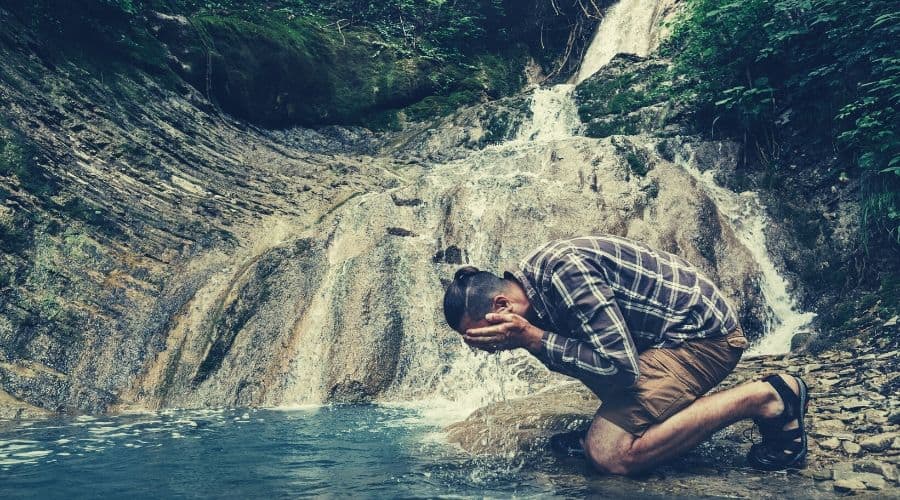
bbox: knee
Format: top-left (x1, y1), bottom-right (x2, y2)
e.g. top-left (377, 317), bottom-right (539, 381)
top-left (584, 434), bottom-right (637, 476)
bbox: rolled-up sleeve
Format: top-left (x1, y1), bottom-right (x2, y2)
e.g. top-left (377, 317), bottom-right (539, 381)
top-left (537, 253), bottom-right (640, 393)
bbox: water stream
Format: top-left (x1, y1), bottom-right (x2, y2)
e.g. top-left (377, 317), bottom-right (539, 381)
top-left (679, 157), bottom-right (816, 354)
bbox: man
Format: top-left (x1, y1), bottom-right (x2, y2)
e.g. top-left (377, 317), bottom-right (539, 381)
top-left (442, 235), bottom-right (809, 474)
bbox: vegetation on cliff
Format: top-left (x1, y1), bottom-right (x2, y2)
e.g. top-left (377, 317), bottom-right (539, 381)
top-left (2, 0), bottom-right (604, 129)
top-left (667, 0), bottom-right (900, 338)
top-left (668, 0), bottom-right (899, 246)
top-left (573, 0), bottom-right (900, 341)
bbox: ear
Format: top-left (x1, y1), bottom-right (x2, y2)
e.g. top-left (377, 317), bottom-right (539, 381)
top-left (492, 294), bottom-right (510, 312)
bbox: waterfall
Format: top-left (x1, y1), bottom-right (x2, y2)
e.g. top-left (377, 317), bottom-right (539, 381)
top-left (572, 0), bottom-right (671, 84)
top-left (130, 0), bottom-right (816, 414)
top-left (680, 158), bottom-right (816, 355)
top-left (514, 0), bottom-right (815, 356)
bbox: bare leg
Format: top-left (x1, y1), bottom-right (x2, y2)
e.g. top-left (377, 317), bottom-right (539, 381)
top-left (584, 374), bottom-right (800, 475)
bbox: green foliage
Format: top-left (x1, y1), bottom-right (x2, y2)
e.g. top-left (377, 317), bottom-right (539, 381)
top-left (4, 0), bottom-right (171, 74)
top-left (575, 62), bottom-right (682, 138)
top-left (577, 64), bottom-right (673, 117)
top-left (667, 0), bottom-right (900, 242)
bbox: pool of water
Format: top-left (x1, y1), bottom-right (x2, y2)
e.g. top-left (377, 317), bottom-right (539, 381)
top-left (0, 405), bottom-right (572, 499)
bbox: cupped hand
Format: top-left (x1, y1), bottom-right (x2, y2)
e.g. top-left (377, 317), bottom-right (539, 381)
top-left (463, 312), bottom-right (544, 354)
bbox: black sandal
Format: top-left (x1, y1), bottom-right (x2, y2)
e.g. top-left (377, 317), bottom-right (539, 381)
top-left (748, 374), bottom-right (809, 470)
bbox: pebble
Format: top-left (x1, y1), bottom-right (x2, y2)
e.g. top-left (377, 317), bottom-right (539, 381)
top-left (812, 429), bottom-right (855, 440)
top-left (833, 467), bottom-right (888, 489)
top-left (819, 437), bottom-right (841, 450)
top-left (843, 441), bottom-right (863, 455)
top-left (817, 419), bottom-right (846, 429)
top-left (813, 469), bottom-right (833, 481)
top-left (834, 479), bottom-right (867, 492)
top-left (855, 459), bottom-right (899, 482)
top-left (889, 411), bottom-right (900, 426)
top-left (842, 399), bottom-right (872, 410)
top-left (861, 433), bottom-right (899, 452)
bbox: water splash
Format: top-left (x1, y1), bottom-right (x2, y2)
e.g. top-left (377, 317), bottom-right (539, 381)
top-left (679, 152), bottom-right (816, 354)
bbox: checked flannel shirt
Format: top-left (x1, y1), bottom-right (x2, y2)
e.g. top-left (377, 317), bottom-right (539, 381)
top-left (505, 235), bottom-right (739, 396)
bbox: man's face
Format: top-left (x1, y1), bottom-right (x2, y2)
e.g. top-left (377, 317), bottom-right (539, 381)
top-left (454, 294), bottom-right (520, 336)
top-left (457, 314), bottom-right (490, 336)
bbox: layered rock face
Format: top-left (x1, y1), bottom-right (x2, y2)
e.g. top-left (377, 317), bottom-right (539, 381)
top-left (1, 3), bottom-right (773, 417)
top-left (0, 13), bottom-right (395, 416)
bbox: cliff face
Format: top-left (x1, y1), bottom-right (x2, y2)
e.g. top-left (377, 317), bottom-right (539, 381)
top-left (0, 9), bottom-right (398, 416)
top-left (0, 2), bottom-right (806, 418)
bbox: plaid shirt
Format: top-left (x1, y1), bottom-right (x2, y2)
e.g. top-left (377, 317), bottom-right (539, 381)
top-left (506, 235), bottom-right (739, 395)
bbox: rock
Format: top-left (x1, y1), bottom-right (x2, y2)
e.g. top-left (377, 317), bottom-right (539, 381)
top-left (842, 399), bottom-right (873, 410)
top-left (445, 382), bottom-right (598, 454)
top-left (833, 479), bottom-right (867, 492)
top-left (889, 411), bottom-right (900, 426)
top-left (855, 459), bottom-right (898, 482)
top-left (819, 437), bottom-right (841, 450)
top-left (833, 468), bottom-right (888, 489)
top-left (813, 469), bottom-right (834, 481)
top-left (811, 429), bottom-right (855, 440)
top-left (843, 440), bottom-right (863, 455)
top-left (884, 315), bottom-right (898, 327)
top-left (817, 418), bottom-right (847, 429)
top-left (865, 476), bottom-right (888, 490)
top-left (790, 332), bottom-right (810, 351)
top-left (861, 433), bottom-right (899, 452)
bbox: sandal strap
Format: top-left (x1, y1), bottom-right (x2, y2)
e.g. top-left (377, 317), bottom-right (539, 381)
top-left (762, 374), bottom-right (800, 421)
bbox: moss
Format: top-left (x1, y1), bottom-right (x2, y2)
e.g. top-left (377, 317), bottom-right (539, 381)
top-left (584, 119), bottom-right (640, 138)
top-left (0, 126), bottom-right (58, 200)
top-left (625, 152), bottom-right (649, 177)
top-left (878, 275), bottom-right (900, 317)
top-left (575, 63), bottom-right (684, 137)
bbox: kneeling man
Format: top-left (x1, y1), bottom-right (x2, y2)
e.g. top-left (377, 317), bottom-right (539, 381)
top-left (442, 235), bottom-right (808, 474)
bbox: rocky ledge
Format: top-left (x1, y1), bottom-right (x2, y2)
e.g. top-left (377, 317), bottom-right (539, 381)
top-left (446, 330), bottom-right (899, 497)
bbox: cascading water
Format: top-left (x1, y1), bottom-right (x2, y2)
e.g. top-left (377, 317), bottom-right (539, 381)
top-left (572, 0), bottom-right (672, 84)
top-left (679, 154), bottom-right (816, 355)
top-left (327, 0), bottom-right (815, 414)
top-left (516, 84), bottom-right (581, 141)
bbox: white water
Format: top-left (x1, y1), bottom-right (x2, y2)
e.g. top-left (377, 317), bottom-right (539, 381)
top-left (400, 0), bottom-right (814, 419)
top-left (572, 0), bottom-right (669, 84)
top-left (276, 0), bottom-right (812, 419)
top-left (680, 154), bottom-right (816, 354)
top-left (516, 84), bottom-right (581, 141)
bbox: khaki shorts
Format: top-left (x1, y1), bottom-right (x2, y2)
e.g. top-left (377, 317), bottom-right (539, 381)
top-left (596, 328), bottom-right (748, 436)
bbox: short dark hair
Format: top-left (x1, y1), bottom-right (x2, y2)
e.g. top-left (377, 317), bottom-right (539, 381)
top-left (442, 266), bottom-right (507, 331)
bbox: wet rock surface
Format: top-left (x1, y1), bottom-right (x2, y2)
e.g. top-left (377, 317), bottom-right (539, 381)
top-left (446, 333), bottom-right (900, 497)
top-left (0, 5), bottom-right (778, 418)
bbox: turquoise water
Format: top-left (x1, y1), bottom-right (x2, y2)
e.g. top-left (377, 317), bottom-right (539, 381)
top-left (0, 405), bottom-right (560, 499)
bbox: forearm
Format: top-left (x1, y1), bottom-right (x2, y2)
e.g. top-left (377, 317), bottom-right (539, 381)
top-left (531, 330), bottom-right (639, 393)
